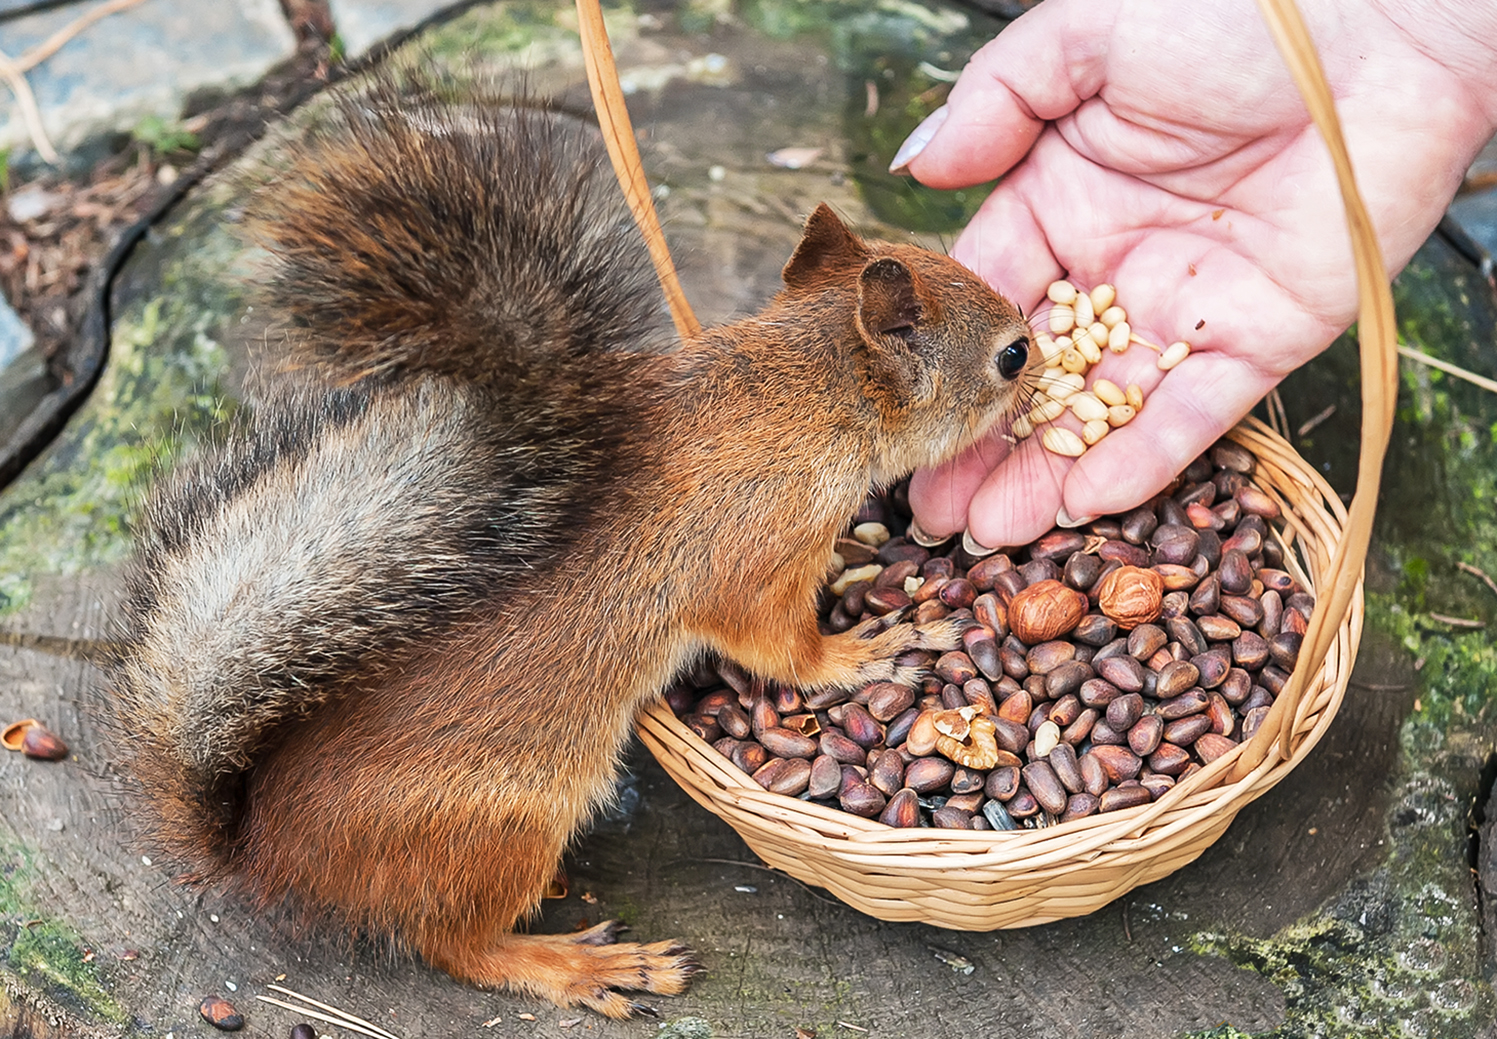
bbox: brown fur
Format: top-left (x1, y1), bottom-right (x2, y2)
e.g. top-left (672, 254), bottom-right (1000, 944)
top-left (109, 73), bottom-right (1034, 1018)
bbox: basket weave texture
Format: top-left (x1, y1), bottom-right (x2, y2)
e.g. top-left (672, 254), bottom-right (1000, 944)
top-left (637, 419), bottom-right (1363, 929)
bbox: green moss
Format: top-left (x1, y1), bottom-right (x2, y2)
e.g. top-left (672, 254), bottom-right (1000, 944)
top-left (657, 1017), bottom-right (714, 1039)
top-left (0, 195), bottom-right (241, 617)
top-left (0, 845), bottom-right (125, 1025)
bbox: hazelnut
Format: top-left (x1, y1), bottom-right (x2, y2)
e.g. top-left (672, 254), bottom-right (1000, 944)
top-left (1095, 565), bottom-right (1164, 630)
top-left (1007, 579), bottom-right (1087, 644)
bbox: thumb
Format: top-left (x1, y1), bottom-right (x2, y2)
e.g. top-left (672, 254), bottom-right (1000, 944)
top-left (891, 0), bottom-right (1111, 186)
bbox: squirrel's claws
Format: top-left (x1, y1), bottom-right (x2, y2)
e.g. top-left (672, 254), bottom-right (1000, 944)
top-left (575, 919), bottom-right (627, 946)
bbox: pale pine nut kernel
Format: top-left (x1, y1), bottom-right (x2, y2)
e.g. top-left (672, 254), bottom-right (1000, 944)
top-left (1047, 279), bottom-right (1078, 304)
top-left (1041, 426), bottom-right (1087, 457)
top-left (1158, 340), bottom-right (1192, 370)
top-left (1069, 393), bottom-right (1109, 423)
top-left (1093, 379), bottom-right (1126, 407)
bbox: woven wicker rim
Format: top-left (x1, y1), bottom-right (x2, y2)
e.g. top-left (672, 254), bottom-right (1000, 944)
top-left (637, 418), bottom-right (1362, 928)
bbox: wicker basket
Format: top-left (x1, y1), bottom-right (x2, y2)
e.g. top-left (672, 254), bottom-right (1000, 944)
top-left (636, 419), bottom-right (1360, 929)
top-left (578, 0), bottom-right (1396, 928)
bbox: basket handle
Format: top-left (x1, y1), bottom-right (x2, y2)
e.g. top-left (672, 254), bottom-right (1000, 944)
top-left (574, 0), bottom-right (701, 341)
top-left (1230, 0), bottom-right (1398, 779)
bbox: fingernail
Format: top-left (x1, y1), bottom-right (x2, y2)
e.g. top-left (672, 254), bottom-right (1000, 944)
top-left (961, 529), bottom-right (1001, 558)
top-left (888, 105), bottom-right (949, 174)
top-left (1055, 506), bottom-right (1098, 529)
top-left (907, 516), bottom-right (952, 548)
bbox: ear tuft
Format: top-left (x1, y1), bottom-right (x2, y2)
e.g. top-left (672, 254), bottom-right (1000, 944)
top-left (857, 257), bottom-right (922, 337)
top-left (782, 203), bottom-right (867, 288)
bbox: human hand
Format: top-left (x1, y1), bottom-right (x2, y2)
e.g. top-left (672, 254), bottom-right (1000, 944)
top-left (895, 0), bottom-right (1497, 548)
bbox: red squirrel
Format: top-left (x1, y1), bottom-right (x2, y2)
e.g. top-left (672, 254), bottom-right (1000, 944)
top-left (107, 72), bottom-right (1035, 1017)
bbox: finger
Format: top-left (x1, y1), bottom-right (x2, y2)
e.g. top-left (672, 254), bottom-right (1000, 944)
top-left (909, 427), bottom-right (1016, 539)
top-left (965, 432), bottom-right (1076, 550)
top-left (1059, 350), bottom-right (1279, 519)
top-left (897, 0), bottom-right (1112, 187)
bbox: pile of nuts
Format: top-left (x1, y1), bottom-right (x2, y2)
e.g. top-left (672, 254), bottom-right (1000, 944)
top-left (665, 439), bottom-right (1312, 831)
top-left (1019, 279), bottom-right (1192, 458)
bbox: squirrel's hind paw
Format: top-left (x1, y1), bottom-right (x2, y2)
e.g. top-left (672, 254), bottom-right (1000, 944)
top-left (558, 934), bottom-right (698, 1019)
top-left (432, 927), bottom-right (697, 1019)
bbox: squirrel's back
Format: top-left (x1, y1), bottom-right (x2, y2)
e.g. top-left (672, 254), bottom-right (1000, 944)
top-left (111, 74), bottom-right (669, 877)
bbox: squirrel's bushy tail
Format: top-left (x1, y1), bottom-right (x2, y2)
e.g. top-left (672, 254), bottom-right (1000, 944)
top-left (110, 71), bottom-right (669, 880)
top-left (248, 70), bottom-right (669, 386)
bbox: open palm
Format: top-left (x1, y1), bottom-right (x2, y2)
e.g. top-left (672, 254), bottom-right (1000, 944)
top-left (901, 0), bottom-right (1497, 547)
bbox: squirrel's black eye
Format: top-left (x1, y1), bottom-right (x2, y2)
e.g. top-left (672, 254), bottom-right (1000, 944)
top-left (996, 338), bottom-right (1029, 381)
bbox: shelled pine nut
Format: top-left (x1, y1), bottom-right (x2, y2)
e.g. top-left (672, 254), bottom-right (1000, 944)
top-left (1024, 279), bottom-right (1195, 459)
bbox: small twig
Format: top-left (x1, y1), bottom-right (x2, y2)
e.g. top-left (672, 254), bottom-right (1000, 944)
top-left (1458, 561), bottom-right (1497, 601)
top-left (836, 1023), bottom-right (869, 1033)
top-left (15, 0), bottom-right (149, 72)
top-left (1265, 388), bottom-right (1291, 441)
top-left (0, 0), bottom-right (150, 165)
top-left (1349, 681), bottom-right (1410, 691)
top-left (1122, 900), bottom-right (1131, 942)
top-left (261, 985), bottom-right (403, 1039)
top-left (257, 997), bottom-right (401, 1039)
top-left (1296, 403), bottom-right (1336, 437)
top-left (0, 47), bottom-right (58, 163)
top-left (1427, 612), bottom-right (1485, 629)
top-left (1398, 344), bottom-right (1497, 396)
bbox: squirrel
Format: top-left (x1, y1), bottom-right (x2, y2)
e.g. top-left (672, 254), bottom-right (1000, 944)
top-left (106, 71), bottom-right (1035, 1018)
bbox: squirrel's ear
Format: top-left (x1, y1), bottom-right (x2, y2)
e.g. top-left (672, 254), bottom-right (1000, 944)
top-left (782, 203), bottom-right (867, 289)
top-left (855, 257), bottom-right (923, 339)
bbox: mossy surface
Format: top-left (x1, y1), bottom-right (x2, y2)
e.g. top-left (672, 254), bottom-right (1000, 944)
top-left (0, 844), bottom-right (124, 1027)
top-left (0, 190), bottom-right (242, 618)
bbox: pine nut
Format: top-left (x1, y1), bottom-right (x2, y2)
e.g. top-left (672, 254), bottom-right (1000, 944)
top-left (1082, 418), bottom-right (1111, 445)
top-left (1107, 404), bottom-right (1137, 426)
top-left (1069, 393), bottom-right (1109, 423)
top-left (1041, 426), bottom-right (1086, 457)
top-left (1072, 292), bottom-right (1095, 328)
top-left (1047, 279), bottom-right (1078, 304)
top-left (1029, 398), bottom-right (1066, 424)
top-left (1092, 379), bottom-right (1126, 407)
top-left (1049, 305), bottom-right (1076, 334)
top-left (1158, 340), bottom-right (1192, 370)
top-left (1089, 283), bottom-right (1116, 312)
top-left (1107, 321), bottom-right (1132, 353)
